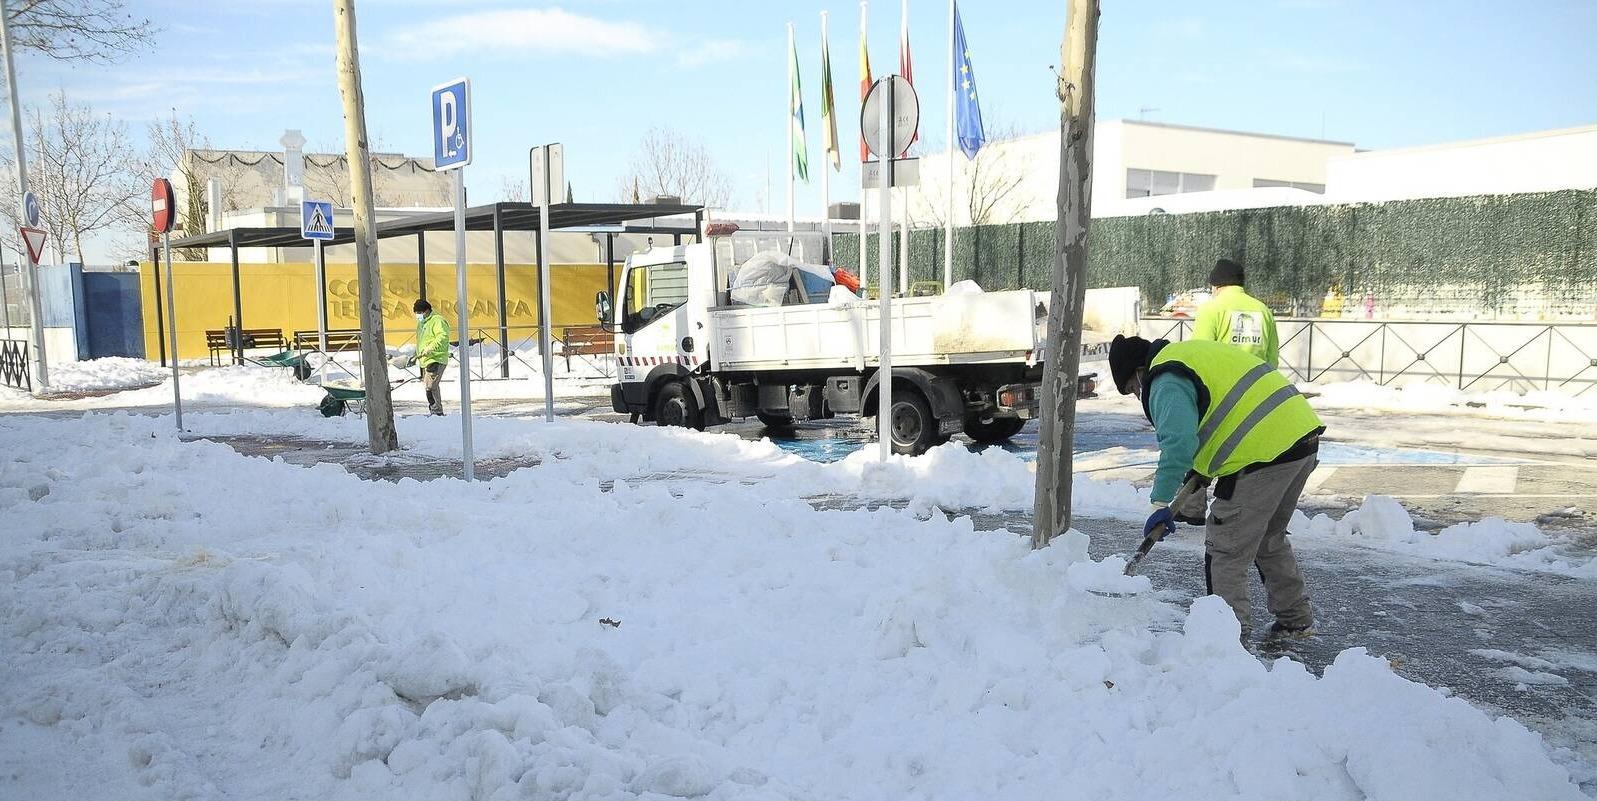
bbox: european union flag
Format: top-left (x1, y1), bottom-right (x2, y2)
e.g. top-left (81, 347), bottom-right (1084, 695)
top-left (952, 1), bottom-right (985, 160)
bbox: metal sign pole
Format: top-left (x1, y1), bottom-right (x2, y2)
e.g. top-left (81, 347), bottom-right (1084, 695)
top-left (877, 79), bottom-right (895, 461)
top-left (453, 168), bottom-right (475, 481)
top-left (537, 147), bottom-right (556, 422)
top-left (162, 232), bottom-right (182, 430)
top-left (314, 237), bottom-right (328, 383)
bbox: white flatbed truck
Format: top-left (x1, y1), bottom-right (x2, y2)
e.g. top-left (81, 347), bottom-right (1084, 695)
top-left (601, 227), bottom-right (1139, 454)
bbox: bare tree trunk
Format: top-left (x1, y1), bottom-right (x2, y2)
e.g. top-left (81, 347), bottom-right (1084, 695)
top-left (1032, 0), bottom-right (1098, 549)
top-left (332, 0), bottom-right (398, 454)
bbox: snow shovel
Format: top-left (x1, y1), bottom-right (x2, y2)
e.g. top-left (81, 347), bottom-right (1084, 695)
top-left (1122, 475), bottom-right (1204, 577)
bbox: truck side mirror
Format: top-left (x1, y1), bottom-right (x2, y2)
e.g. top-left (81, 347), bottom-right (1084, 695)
top-left (595, 290), bottom-right (613, 324)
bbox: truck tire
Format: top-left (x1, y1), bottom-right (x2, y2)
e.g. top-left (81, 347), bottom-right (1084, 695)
top-left (756, 411), bottom-right (795, 429)
top-left (964, 416), bottom-right (1025, 443)
top-left (654, 381), bottom-right (704, 431)
top-left (875, 387), bottom-right (938, 456)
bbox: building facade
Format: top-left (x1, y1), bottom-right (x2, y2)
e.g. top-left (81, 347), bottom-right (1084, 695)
top-left (888, 119), bottom-right (1355, 226)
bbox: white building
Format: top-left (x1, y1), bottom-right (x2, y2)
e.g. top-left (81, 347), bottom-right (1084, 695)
top-left (885, 119), bottom-right (1356, 225)
top-left (1324, 124), bottom-right (1597, 203)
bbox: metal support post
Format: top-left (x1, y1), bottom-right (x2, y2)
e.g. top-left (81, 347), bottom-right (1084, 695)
top-left (417, 232), bottom-right (427, 300)
top-left (876, 79), bottom-right (896, 461)
top-left (152, 243), bottom-right (167, 366)
top-left (535, 148), bottom-right (555, 422)
top-left (163, 232), bottom-right (182, 429)
top-left (229, 229), bottom-right (244, 365)
top-left (314, 238), bottom-right (328, 383)
top-left (492, 205), bottom-right (509, 378)
top-left (452, 169), bottom-right (475, 480)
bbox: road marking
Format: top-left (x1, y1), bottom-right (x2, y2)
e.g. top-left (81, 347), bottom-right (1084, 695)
top-left (1303, 466), bottom-right (1337, 495)
top-left (1454, 465), bottom-right (1520, 495)
top-left (1381, 493), bottom-right (1595, 499)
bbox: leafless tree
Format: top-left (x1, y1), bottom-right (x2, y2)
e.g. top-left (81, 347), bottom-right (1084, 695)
top-left (5, 0), bottom-right (156, 63)
top-left (0, 92), bottom-right (141, 264)
top-left (912, 121), bottom-right (1028, 228)
top-left (499, 175), bottom-right (526, 202)
top-left (615, 127), bottom-right (732, 207)
top-left (141, 110), bottom-right (211, 256)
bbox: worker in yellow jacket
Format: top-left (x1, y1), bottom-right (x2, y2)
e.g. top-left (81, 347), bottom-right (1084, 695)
top-left (1179, 259), bottom-right (1282, 526)
top-left (413, 299), bottom-right (452, 416)
top-left (1192, 258), bottom-right (1278, 367)
top-left (1110, 335), bottom-right (1323, 642)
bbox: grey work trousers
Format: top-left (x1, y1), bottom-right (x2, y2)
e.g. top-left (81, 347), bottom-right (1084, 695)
top-left (422, 362), bottom-right (445, 416)
top-left (1204, 454), bottom-right (1317, 638)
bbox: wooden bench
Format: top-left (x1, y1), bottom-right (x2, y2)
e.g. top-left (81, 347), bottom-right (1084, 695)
top-left (293, 329), bottom-right (362, 356)
top-left (558, 325), bottom-right (613, 372)
top-left (205, 328), bottom-right (288, 366)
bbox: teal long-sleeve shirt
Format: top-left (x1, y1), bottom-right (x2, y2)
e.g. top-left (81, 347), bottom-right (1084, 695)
top-left (1147, 372), bottom-right (1201, 504)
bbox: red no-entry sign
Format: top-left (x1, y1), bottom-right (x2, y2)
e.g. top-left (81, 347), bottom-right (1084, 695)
top-left (151, 178), bottom-right (176, 234)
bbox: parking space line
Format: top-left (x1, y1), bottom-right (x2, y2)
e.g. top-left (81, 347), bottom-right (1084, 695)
top-left (1454, 465), bottom-right (1520, 495)
top-left (1303, 465), bottom-right (1337, 494)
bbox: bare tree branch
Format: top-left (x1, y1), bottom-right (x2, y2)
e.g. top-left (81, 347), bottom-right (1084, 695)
top-left (0, 92), bottom-right (141, 264)
top-left (911, 120), bottom-right (1028, 229)
top-left (615, 127), bottom-right (732, 207)
top-left (5, 0), bottom-right (157, 63)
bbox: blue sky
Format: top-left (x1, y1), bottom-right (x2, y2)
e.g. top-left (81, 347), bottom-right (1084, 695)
top-left (12, 0), bottom-right (1597, 243)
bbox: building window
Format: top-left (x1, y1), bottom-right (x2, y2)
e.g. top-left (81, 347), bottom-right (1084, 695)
top-left (1126, 168), bottom-right (1217, 198)
top-left (1252, 178), bottom-right (1326, 193)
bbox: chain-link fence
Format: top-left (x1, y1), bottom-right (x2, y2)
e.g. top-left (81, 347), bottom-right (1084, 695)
top-left (834, 189), bottom-right (1597, 320)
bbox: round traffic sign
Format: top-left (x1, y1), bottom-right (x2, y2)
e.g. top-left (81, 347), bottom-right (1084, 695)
top-left (860, 75), bottom-right (920, 159)
top-left (151, 178), bottom-right (176, 234)
top-left (21, 190), bottom-right (39, 228)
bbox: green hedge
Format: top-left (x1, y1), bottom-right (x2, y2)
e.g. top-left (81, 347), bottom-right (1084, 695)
top-left (833, 189), bottom-right (1597, 316)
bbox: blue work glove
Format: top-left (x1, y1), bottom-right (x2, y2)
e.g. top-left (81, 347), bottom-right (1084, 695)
top-left (1143, 505), bottom-right (1176, 538)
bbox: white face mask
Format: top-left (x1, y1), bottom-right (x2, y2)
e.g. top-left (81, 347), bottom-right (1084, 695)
top-left (415, 313), bottom-right (426, 321)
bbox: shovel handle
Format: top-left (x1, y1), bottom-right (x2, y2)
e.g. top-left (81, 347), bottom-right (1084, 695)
top-left (1122, 475), bottom-right (1204, 576)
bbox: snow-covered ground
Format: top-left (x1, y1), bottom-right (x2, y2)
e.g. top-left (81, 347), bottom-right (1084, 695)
top-left (0, 410), bottom-right (1587, 800)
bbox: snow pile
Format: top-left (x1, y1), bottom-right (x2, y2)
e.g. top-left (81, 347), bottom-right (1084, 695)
top-left (1294, 496), bottom-right (1597, 577)
top-left (41, 357), bottom-right (166, 394)
top-left (0, 412), bottom-right (1588, 799)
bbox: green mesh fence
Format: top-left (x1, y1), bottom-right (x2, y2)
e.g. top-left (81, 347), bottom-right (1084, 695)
top-left (833, 189), bottom-right (1597, 318)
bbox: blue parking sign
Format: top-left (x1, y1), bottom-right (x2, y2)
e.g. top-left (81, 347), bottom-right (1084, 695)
top-left (431, 78), bottom-right (471, 170)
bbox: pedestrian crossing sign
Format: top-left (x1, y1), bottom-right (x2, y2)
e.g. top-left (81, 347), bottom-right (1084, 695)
top-left (301, 200), bottom-right (335, 241)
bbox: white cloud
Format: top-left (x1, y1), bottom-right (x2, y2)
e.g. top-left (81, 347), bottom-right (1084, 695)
top-left (384, 8), bottom-right (656, 59)
top-left (676, 39), bottom-right (752, 67)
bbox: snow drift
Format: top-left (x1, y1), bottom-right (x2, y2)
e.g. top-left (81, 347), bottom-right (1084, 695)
top-left (0, 412), bottom-right (1585, 800)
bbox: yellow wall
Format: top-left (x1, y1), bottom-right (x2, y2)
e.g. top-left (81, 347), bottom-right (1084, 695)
top-left (139, 261), bottom-right (616, 360)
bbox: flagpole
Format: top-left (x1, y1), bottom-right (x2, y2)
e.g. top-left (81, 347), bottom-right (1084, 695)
top-left (859, 0), bottom-right (870, 293)
top-left (821, 11), bottom-right (831, 253)
top-left (944, 0), bottom-right (955, 289)
top-left (787, 21), bottom-right (796, 235)
top-left (900, 0), bottom-right (913, 291)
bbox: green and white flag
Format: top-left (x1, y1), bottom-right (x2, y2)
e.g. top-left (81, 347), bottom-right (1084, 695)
top-left (790, 32), bottom-right (809, 182)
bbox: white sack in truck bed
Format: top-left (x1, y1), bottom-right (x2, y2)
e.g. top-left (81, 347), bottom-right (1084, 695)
top-left (730, 252), bottom-right (836, 306)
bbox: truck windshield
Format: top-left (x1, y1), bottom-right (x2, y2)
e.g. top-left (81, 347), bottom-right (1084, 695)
top-left (622, 261), bottom-right (689, 333)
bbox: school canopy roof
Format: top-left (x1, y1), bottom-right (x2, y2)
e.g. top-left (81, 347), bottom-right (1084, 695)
top-left (164, 201), bottom-right (705, 251)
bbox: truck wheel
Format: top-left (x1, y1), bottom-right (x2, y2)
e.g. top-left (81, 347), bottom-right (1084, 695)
top-left (654, 381), bottom-right (704, 431)
top-left (964, 416), bottom-right (1025, 443)
top-left (756, 411), bottom-right (795, 429)
top-left (882, 388), bottom-right (938, 455)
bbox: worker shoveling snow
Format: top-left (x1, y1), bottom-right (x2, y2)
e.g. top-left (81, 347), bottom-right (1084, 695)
top-left (0, 412), bottom-right (1586, 800)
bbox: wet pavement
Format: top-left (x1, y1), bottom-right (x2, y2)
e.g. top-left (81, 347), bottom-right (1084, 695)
top-left (1021, 513), bottom-right (1597, 791)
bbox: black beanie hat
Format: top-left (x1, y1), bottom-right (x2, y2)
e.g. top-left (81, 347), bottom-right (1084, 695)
top-left (1209, 258), bottom-right (1245, 287)
top-left (1108, 334), bottom-right (1151, 394)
